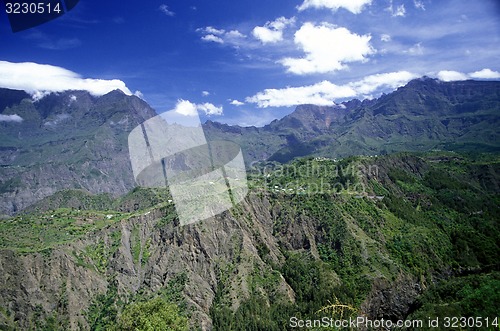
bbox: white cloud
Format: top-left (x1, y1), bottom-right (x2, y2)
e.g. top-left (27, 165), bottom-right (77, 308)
top-left (0, 61), bottom-right (132, 98)
top-left (0, 114), bottom-right (23, 122)
top-left (202, 91), bottom-right (210, 97)
top-left (159, 4), bottom-right (174, 16)
top-left (252, 17), bottom-right (295, 44)
top-left (386, 1), bottom-right (406, 17)
top-left (407, 42), bottom-right (424, 55)
top-left (198, 27), bottom-right (246, 46)
top-left (226, 30), bottom-right (245, 38)
top-left (201, 34), bottom-right (224, 43)
top-left (469, 68), bottom-right (500, 79)
top-left (279, 22), bottom-right (374, 75)
top-left (197, 103), bottom-right (223, 115)
top-left (134, 90), bottom-right (144, 99)
top-left (230, 99), bottom-right (245, 106)
top-left (413, 0), bottom-right (425, 10)
top-left (246, 80), bottom-right (356, 108)
top-left (381, 34), bottom-right (391, 42)
top-left (348, 71), bottom-right (418, 95)
top-left (173, 99), bottom-right (198, 116)
top-left (246, 71), bottom-right (417, 108)
top-left (173, 99), bottom-right (223, 116)
top-left (297, 0), bottom-right (372, 14)
top-left (394, 4), bottom-right (406, 16)
top-left (436, 68), bottom-right (500, 81)
top-left (204, 26), bottom-right (225, 35)
top-left (44, 113), bottom-right (71, 127)
top-left (437, 70), bottom-right (468, 81)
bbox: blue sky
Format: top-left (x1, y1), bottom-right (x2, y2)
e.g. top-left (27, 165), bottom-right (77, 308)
top-left (1, 0), bottom-right (499, 126)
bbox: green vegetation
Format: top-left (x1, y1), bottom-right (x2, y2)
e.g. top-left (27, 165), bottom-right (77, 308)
top-left (1, 151), bottom-right (499, 330)
top-left (0, 208), bottom-right (126, 253)
top-left (410, 271), bottom-right (500, 326)
top-left (87, 273), bottom-right (189, 331)
top-left (212, 152), bottom-right (500, 330)
top-left (115, 297), bottom-right (188, 331)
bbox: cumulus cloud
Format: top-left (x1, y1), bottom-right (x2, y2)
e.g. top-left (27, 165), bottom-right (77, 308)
top-left (252, 17), bottom-right (295, 44)
top-left (230, 99), bottom-right (245, 106)
top-left (201, 34), bottom-right (224, 43)
top-left (279, 22), bottom-right (374, 75)
top-left (380, 34), bottom-right (391, 42)
top-left (197, 103), bottom-right (223, 115)
top-left (297, 0), bottom-right (372, 14)
top-left (202, 91), bottom-right (210, 97)
top-left (246, 81), bottom-right (356, 108)
top-left (173, 99), bottom-right (198, 116)
top-left (159, 4), bottom-right (174, 16)
top-left (469, 68), bottom-right (500, 79)
top-left (173, 99), bottom-right (223, 116)
top-left (0, 114), bottom-right (23, 122)
top-left (437, 70), bottom-right (468, 81)
top-left (0, 61), bottom-right (132, 98)
top-left (198, 27), bottom-right (246, 46)
top-left (348, 71), bottom-right (418, 95)
top-left (246, 71), bottom-right (417, 108)
top-left (437, 68), bottom-right (500, 81)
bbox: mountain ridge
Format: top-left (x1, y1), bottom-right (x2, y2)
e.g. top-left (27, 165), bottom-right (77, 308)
top-left (0, 77), bottom-right (499, 215)
top-left (0, 89), bottom-right (156, 215)
top-left (204, 78), bottom-right (499, 164)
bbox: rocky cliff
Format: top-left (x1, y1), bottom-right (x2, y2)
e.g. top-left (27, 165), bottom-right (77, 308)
top-left (0, 152), bottom-right (498, 330)
top-left (0, 89), bottom-right (156, 216)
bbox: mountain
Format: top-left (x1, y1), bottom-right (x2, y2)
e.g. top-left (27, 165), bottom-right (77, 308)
top-left (0, 152), bottom-right (498, 330)
top-left (1, 78), bottom-right (498, 216)
top-left (0, 89), bottom-right (156, 216)
top-left (204, 78), bottom-right (500, 164)
top-left (0, 78), bottom-right (499, 330)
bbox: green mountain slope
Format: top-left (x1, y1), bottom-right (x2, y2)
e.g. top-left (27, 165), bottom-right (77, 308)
top-left (204, 78), bottom-right (500, 164)
top-left (0, 152), bottom-right (498, 330)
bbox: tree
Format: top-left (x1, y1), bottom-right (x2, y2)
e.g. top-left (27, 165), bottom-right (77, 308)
top-left (115, 297), bottom-right (188, 331)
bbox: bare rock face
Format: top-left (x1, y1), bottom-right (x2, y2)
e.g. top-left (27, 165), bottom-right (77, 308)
top-left (0, 193), bottom-right (299, 330)
top-left (0, 188), bottom-right (437, 330)
top-left (360, 274), bottom-right (424, 321)
top-left (0, 89), bottom-right (156, 216)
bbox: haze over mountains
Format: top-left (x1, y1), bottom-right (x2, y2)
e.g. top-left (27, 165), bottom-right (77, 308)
top-left (0, 77), bottom-right (499, 216)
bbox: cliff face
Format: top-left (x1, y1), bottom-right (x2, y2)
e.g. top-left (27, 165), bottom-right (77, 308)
top-left (1, 80), bottom-right (499, 330)
top-left (0, 89), bottom-right (156, 216)
top-left (2, 152), bottom-right (498, 330)
top-left (0, 193), bottom-right (297, 330)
